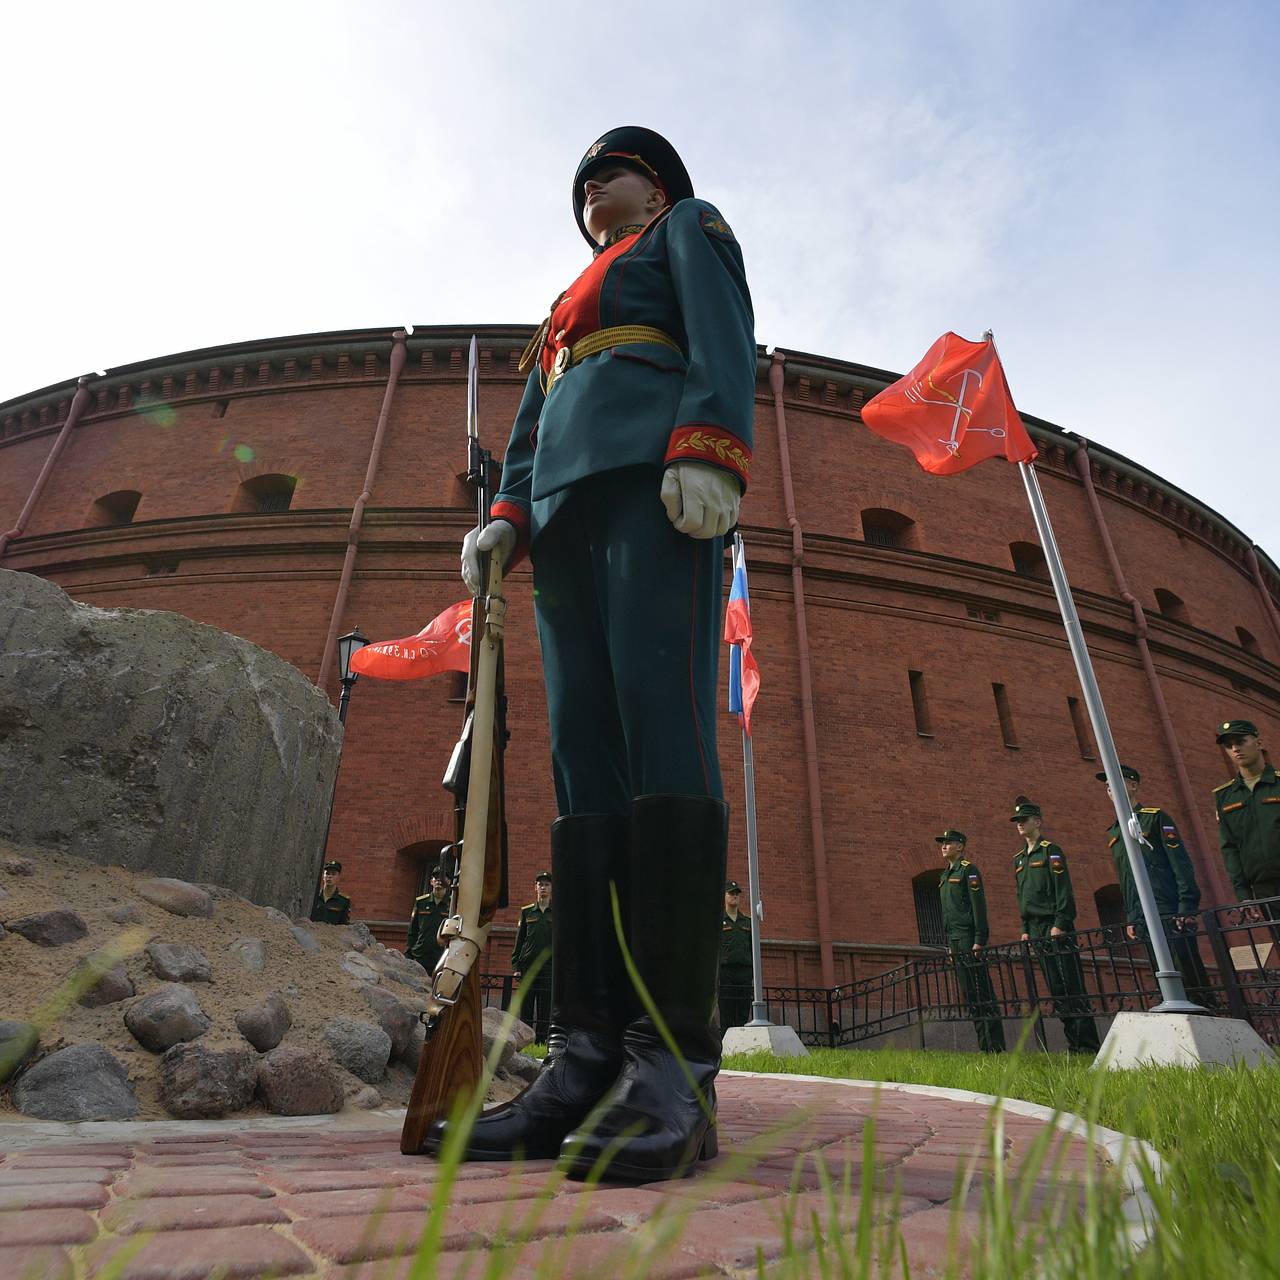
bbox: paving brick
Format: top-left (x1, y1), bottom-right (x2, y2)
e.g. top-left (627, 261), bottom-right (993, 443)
top-left (294, 1207), bottom-right (471, 1261)
top-left (0, 1244), bottom-right (74, 1280)
top-left (114, 1171), bottom-right (272, 1199)
top-left (475, 1231), bottom-right (722, 1280)
top-left (278, 1184), bottom-right (437, 1218)
top-left (0, 1208), bottom-right (98, 1247)
top-left (0, 1166), bottom-right (116, 1185)
top-left (671, 1203), bottom-right (819, 1268)
top-left (86, 1225), bottom-right (314, 1279)
top-left (1, 1149), bottom-right (133, 1167)
top-left (0, 1182), bottom-right (109, 1211)
top-left (101, 1192), bottom-right (292, 1234)
top-left (261, 1167), bottom-right (442, 1194)
top-left (134, 1153), bottom-right (254, 1168)
top-left (446, 1194), bottom-right (620, 1243)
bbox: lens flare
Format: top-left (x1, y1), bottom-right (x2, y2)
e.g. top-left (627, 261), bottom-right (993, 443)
top-left (233, 444), bottom-right (255, 463)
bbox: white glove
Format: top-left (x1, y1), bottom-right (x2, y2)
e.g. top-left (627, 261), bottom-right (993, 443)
top-left (660, 462), bottom-right (740, 539)
top-left (461, 519), bottom-right (516, 596)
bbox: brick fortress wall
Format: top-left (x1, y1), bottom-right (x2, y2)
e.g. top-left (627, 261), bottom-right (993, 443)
top-left (4, 326), bottom-right (1280, 987)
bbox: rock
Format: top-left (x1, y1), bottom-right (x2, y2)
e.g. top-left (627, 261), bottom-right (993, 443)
top-left (136, 878), bottom-right (214, 919)
top-left (291, 925), bottom-right (322, 955)
top-left (227, 936), bottom-right (267, 972)
top-left (373, 949), bottom-right (431, 993)
top-left (346, 921), bottom-right (376, 952)
top-left (352, 1085), bottom-right (383, 1109)
top-left (146, 941), bottom-right (212, 983)
top-left (0, 569), bottom-right (342, 915)
top-left (0, 1021), bottom-right (39, 1084)
top-left (263, 907), bottom-right (293, 926)
top-left (235, 993), bottom-right (292, 1052)
top-left (198, 883), bottom-right (253, 906)
top-left (13, 1045), bottom-right (137, 1121)
top-left (105, 902), bottom-right (144, 924)
top-left (323, 1015), bottom-right (391, 1084)
top-left (361, 985), bottom-right (419, 1060)
top-left (340, 952), bottom-right (380, 984)
top-left (77, 962), bottom-right (135, 1008)
top-left (482, 1006), bottom-right (534, 1068)
top-left (256, 1045), bottom-right (344, 1115)
top-left (125, 983), bottom-right (210, 1052)
top-left (505, 1052), bottom-right (543, 1085)
top-left (3, 858), bottom-right (34, 876)
top-left (4, 908), bottom-right (88, 947)
top-left (158, 1041), bottom-right (257, 1118)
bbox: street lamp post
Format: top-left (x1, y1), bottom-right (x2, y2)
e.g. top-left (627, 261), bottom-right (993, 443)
top-left (310, 628), bottom-right (369, 916)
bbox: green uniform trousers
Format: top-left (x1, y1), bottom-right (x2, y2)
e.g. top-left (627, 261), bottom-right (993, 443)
top-left (530, 467), bottom-right (724, 815)
top-left (1026, 918), bottom-right (1101, 1055)
top-left (947, 935), bottom-right (1006, 1053)
top-left (718, 964), bottom-right (753, 1030)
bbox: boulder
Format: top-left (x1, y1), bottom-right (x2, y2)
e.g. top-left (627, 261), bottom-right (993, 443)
top-left (257, 1045), bottom-right (344, 1115)
top-left (235, 993), bottom-right (292, 1052)
top-left (361, 985), bottom-right (419, 1060)
top-left (0, 1020), bottom-right (39, 1084)
top-left (263, 907), bottom-right (293, 926)
top-left (373, 949), bottom-right (431, 993)
top-left (351, 1085), bottom-right (383, 1109)
top-left (227, 936), bottom-right (267, 972)
top-left (5, 908), bottom-right (88, 947)
top-left (105, 902), bottom-right (145, 924)
top-left (125, 984), bottom-right (210, 1052)
top-left (0, 569), bottom-right (341, 914)
top-left (77, 962), bottom-right (135, 1008)
top-left (158, 1041), bottom-right (257, 1118)
top-left (146, 940), bottom-right (212, 983)
top-left (505, 1052), bottom-right (543, 1085)
top-left (482, 1006), bottom-right (534, 1068)
top-left (323, 1015), bottom-right (391, 1084)
top-left (3, 858), bottom-right (34, 876)
top-left (13, 1045), bottom-right (137, 1121)
top-left (136, 879), bottom-right (214, 919)
top-left (340, 952), bottom-right (380, 984)
top-left (290, 925), bottom-right (322, 955)
top-left (346, 921), bottom-right (376, 952)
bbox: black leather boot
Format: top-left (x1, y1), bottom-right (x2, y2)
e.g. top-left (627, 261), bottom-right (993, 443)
top-left (425, 813), bottom-right (631, 1161)
top-left (559, 794), bottom-right (726, 1182)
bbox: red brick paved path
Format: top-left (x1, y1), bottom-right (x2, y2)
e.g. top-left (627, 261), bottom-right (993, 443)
top-left (0, 1074), bottom-right (1117, 1279)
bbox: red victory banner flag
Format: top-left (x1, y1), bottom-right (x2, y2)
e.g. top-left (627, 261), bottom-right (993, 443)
top-left (861, 332), bottom-right (1037, 476)
top-left (349, 599), bottom-right (472, 681)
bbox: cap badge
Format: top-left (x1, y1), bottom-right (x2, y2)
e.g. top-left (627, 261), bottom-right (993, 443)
top-left (586, 141), bottom-right (604, 158)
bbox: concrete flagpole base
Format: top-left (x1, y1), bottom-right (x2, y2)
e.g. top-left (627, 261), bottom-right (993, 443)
top-left (722, 1023), bottom-right (810, 1057)
top-left (1094, 1011), bottom-right (1276, 1070)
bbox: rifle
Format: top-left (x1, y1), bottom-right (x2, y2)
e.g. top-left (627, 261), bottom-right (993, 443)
top-left (401, 336), bottom-right (509, 1154)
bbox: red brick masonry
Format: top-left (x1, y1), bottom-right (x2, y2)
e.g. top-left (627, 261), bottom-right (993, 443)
top-left (0, 1073), bottom-right (1121, 1279)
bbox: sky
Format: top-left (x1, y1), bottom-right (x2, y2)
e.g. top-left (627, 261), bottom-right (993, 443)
top-left (5, 1), bottom-right (1278, 546)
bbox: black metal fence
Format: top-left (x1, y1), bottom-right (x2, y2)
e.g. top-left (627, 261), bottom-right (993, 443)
top-left (472, 897), bottom-right (1280, 1051)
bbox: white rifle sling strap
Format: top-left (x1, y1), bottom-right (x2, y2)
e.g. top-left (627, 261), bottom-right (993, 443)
top-left (425, 555), bottom-right (506, 1014)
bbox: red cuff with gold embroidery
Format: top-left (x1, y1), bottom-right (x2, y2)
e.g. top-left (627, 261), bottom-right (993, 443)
top-left (664, 425), bottom-right (752, 490)
top-left (490, 500), bottom-right (531, 569)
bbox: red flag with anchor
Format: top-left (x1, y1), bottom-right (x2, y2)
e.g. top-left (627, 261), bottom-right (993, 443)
top-left (349, 599), bottom-right (472, 680)
top-left (861, 332), bottom-right (1037, 475)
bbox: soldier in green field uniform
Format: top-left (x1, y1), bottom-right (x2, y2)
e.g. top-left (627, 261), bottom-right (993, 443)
top-left (310, 860), bottom-right (352, 925)
top-left (1097, 764), bottom-right (1213, 1004)
top-left (406, 866), bottom-right (451, 974)
top-left (936, 830), bottom-right (1005, 1053)
top-left (511, 872), bottom-right (554, 1043)
top-left (1011, 799), bottom-right (1101, 1054)
top-left (718, 880), bottom-right (753, 1030)
top-left (1214, 719), bottom-right (1280, 916)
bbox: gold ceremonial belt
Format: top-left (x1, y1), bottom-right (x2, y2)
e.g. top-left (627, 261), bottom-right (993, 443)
top-left (545, 325), bottom-right (682, 394)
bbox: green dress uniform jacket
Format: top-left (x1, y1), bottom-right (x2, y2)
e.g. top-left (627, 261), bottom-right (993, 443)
top-left (310, 891), bottom-right (351, 925)
top-left (1013, 840), bottom-right (1076, 931)
top-left (1215, 765), bottom-right (1280, 901)
top-left (406, 893), bottom-right (451, 971)
top-left (511, 903), bottom-right (554, 975)
top-left (719, 910), bottom-right (753, 968)
top-left (1106, 806), bottom-right (1201, 923)
top-left (939, 858), bottom-right (990, 945)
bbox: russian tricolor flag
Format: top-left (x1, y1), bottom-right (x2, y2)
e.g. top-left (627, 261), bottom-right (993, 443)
top-left (725, 535), bottom-right (760, 735)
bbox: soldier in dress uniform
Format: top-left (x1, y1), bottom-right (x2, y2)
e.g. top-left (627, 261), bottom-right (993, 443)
top-left (437, 125), bottom-right (755, 1181)
top-left (511, 871), bottom-right (554, 1043)
top-left (1214, 719), bottom-right (1280, 916)
top-left (935, 830), bottom-right (1005, 1053)
top-left (718, 880), bottom-right (753, 1030)
top-left (310, 860), bottom-right (352, 925)
top-left (1011, 799), bottom-right (1101, 1054)
top-left (1096, 764), bottom-right (1213, 1004)
top-left (406, 865), bottom-right (451, 974)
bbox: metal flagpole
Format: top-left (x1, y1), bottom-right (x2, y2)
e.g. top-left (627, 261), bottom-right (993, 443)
top-left (1015, 456), bottom-right (1201, 1012)
top-left (732, 533), bottom-right (770, 1027)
